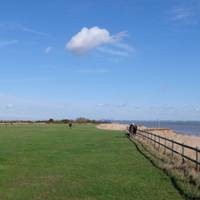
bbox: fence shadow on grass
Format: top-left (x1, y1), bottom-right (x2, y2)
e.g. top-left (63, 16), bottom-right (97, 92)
top-left (128, 136), bottom-right (197, 200)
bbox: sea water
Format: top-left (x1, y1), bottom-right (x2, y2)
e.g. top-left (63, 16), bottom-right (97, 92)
top-left (133, 121), bottom-right (200, 136)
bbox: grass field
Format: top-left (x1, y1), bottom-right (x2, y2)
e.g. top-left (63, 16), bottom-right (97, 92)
top-left (0, 124), bottom-right (183, 200)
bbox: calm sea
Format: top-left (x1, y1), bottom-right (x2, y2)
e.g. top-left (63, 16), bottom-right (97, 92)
top-left (136, 121), bottom-right (200, 136)
top-left (119, 121), bottom-right (200, 136)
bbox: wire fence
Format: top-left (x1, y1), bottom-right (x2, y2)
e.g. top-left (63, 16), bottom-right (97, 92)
top-left (130, 129), bottom-right (200, 171)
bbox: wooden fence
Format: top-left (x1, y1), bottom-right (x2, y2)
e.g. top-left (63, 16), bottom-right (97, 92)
top-left (131, 129), bottom-right (200, 171)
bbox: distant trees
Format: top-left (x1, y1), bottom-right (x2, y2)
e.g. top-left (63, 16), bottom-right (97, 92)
top-left (61, 119), bottom-right (71, 124)
top-left (48, 118), bottom-right (54, 123)
top-left (0, 118), bottom-right (107, 124)
top-left (47, 117), bottom-right (100, 124)
top-left (75, 117), bottom-right (99, 123)
top-left (45, 117), bottom-right (101, 124)
top-left (75, 117), bottom-right (90, 123)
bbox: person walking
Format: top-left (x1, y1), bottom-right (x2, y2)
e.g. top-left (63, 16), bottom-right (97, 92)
top-left (133, 124), bottom-right (138, 135)
top-left (128, 123), bottom-right (134, 137)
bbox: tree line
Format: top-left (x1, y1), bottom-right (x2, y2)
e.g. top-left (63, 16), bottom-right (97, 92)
top-left (0, 118), bottom-right (109, 124)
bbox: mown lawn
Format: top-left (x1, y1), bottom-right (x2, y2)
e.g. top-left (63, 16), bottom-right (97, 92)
top-left (0, 124), bottom-right (183, 200)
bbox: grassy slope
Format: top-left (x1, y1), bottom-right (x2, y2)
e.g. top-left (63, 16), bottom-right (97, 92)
top-left (0, 124), bottom-right (183, 200)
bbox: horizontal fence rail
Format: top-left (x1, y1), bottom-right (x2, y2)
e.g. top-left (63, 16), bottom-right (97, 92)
top-left (130, 129), bottom-right (200, 171)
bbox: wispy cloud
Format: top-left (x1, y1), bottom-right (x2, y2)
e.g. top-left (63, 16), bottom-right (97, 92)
top-left (169, 1), bottom-right (200, 24)
top-left (0, 23), bottom-right (52, 39)
top-left (113, 42), bottom-right (135, 52)
top-left (45, 46), bottom-right (53, 53)
top-left (0, 40), bottom-right (18, 47)
top-left (21, 26), bottom-right (51, 38)
top-left (97, 41), bottom-right (135, 57)
top-left (172, 7), bottom-right (194, 21)
top-left (98, 47), bottom-right (129, 57)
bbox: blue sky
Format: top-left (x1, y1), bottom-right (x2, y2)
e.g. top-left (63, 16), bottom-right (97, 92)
top-left (0, 0), bottom-right (200, 120)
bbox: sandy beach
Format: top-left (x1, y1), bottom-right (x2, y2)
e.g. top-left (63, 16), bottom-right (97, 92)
top-left (145, 128), bottom-right (200, 149)
top-left (97, 123), bottom-right (200, 147)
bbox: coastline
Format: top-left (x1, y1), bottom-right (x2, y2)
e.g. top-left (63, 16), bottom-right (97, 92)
top-left (97, 123), bottom-right (200, 148)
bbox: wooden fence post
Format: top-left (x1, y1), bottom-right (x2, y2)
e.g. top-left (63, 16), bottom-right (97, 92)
top-left (164, 138), bottom-right (166, 154)
top-left (196, 147), bottom-right (199, 171)
top-left (182, 144), bottom-right (184, 164)
top-left (172, 140), bottom-right (174, 157)
top-left (136, 129), bottom-right (200, 170)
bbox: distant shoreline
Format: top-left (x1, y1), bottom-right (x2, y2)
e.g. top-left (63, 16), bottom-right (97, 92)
top-left (117, 121), bottom-right (200, 136)
top-left (97, 123), bottom-right (200, 149)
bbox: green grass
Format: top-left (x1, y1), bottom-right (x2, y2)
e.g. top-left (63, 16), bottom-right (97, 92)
top-left (0, 124), bottom-right (183, 200)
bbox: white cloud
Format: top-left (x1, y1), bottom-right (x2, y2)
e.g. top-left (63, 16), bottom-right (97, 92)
top-left (66, 27), bottom-right (129, 55)
top-left (45, 46), bottom-right (53, 53)
top-left (0, 40), bottom-right (18, 47)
